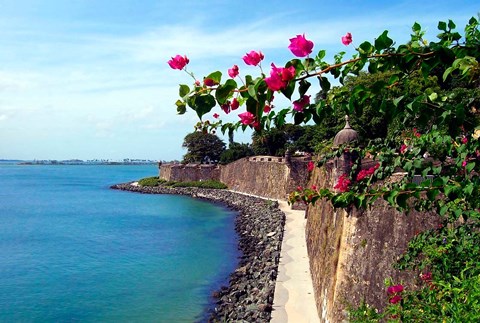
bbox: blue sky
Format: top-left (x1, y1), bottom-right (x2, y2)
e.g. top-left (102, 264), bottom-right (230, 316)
top-left (0, 1), bottom-right (478, 161)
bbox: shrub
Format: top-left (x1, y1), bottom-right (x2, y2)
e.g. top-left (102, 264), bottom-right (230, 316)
top-left (170, 180), bottom-right (227, 189)
top-left (137, 176), bottom-right (160, 187)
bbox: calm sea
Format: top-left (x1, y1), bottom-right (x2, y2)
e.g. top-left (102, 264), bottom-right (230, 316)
top-left (0, 163), bottom-right (239, 322)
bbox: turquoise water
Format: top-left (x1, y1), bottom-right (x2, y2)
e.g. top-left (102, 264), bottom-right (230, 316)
top-left (0, 164), bottom-right (238, 322)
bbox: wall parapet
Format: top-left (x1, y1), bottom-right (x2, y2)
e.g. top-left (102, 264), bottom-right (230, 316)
top-left (158, 156), bottom-right (310, 200)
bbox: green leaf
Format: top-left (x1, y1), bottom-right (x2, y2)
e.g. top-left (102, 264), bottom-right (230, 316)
top-left (316, 49), bottom-right (326, 61)
top-left (215, 79), bottom-right (237, 104)
top-left (438, 21), bottom-right (447, 31)
top-left (179, 84), bottom-right (190, 97)
top-left (439, 204), bottom-right (448, 216)
top-left (443, 66), bottom-right (454, 82)
top-left (205, 71), bottom-right (222, 84)
top-left (412, 22), bottom-right (421, 33)
top-left (386, 190), bottom-right (399, 206)
top-left (427, 189), bottom-right (439, 201)
top-left (248, 84), bottom-right (257, 100)
top-left (374, 30), bottom-right (393, 51)
top-left (393, 95), bottom-right (404, 107)
top-left (464, 183), bottom-right (474, 196)
top-left (358, 41), bottom-right (374, 56)
top-left (428, 92), bottom-right (438, 101)
top-left (396, 193), bottom-right (409, 209)
top-left (318, 76), bottom-right (331, 93)
top-left (299, 80), bottom-right (311, 97)
top-left (466, 162), bottom-right (475, 173)
top-left (194, 94), bottom-right (216, 119)
top-left (447, 19), bottom-right (456, 30)
top-left (281, 79), bottom-right (296, 100)
top-left (175, 100), bottom-right (186, 115)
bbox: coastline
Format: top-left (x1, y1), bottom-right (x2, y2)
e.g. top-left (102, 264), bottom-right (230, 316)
top-left (111, 182), bottom-right (286, 322)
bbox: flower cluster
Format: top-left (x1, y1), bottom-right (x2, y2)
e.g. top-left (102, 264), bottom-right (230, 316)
top-left (420, 272), bottom-right (435, 290)
top-left (387, 284), bottom-right (404, 304)
top-left (293, 95), bottom-right (311, 112)
top-left (307, 161), bottom-right (315, 172)
top-left (341, 32), bottom-right (352, 45)
top-left (264, 63), bottom-right (296, 91)
top-left (221, 98), bottom-right (239, 114)
top-left (168, 55), bottom-right (189, 70)
top-left (334, 174), bottom-right (351, 192)
top-left (288, 34), bottom-right (314, 57)
top-left (238, 111), bottom-right (256, 126)
top-left (356, 163), bottom-right (380, 181)
top-left (242, 50), bottom-right (264, 66)
top-left (228, 64), bottom-right (239, 78)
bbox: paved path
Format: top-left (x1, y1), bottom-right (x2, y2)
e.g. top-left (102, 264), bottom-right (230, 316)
top-left (271, 200), bottom-right (320, 323)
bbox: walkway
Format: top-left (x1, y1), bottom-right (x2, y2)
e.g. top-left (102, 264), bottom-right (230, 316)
top-left (271, 200), bottom-right (320, 323)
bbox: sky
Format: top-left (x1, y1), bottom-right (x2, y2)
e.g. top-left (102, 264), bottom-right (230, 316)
top-left (0, 1), bottom-right (478, 161)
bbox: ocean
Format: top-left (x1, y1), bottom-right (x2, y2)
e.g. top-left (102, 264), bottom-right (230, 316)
top-left (0, 163), bottom-right (239, 322)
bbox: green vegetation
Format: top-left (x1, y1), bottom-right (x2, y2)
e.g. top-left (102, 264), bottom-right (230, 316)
top-left (219, 142), bottom-right (254, 164)
top-left (172, 15), bottom-right (480, 322)
top-left (170, 180), bottom-right (227, 189)
top-left (137, 176), bottom-right (162, 187)
top-left (182, 131), bottom-right (226, 164)
top-left (138, 176), bottom-right (227, 189)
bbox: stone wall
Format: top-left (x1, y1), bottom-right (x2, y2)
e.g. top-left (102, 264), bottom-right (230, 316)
top-left (304, 162), bottom-right (440, 322)
top-left (159, 155), bottom-right (441, 322)
top-left (159, 156), bottom-right (310, 200)
top-left (159, 163), bottom-right (221, 182)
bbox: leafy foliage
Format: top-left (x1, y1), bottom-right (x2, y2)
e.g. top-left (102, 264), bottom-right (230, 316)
top-left (219, 142), bottom-right (254, 164)
top-left (171, 16), bottom-right (480, 321)
top-left (170, 179), bottom-right (228, 189)
top-left (182, 131), bottom-right (226, 164)
top-left (138, 176), bottom-right (161, 187)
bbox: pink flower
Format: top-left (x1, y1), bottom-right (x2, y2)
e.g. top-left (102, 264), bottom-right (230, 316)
top-left (264, 63), bottom-right (296, 91)
top-left (387, 284), bottom-right (404, 294)
top-left (221, 102), bottom-right (231, 114)
top-left (307, 161), bottom-right (315, 172)
top-left (311, 185), bottom-right (317, 190)
top-left (228, 64), bottom-right (239, 78)
top-left (242, 50), bottom-right (264, 66)
top-left (413, 128), bottom-right (421, 137)
top-left (293, 95), bottom-right (311, 112)
top-left (297, 186), bottom-right (303, 191)
top-left (400, 144), bottom-right (408, 154)
top-left (461, 136), bottom-right (468, 144)
top-left (356, 163), bottom-right (380, 181)
top-left (334, 174), bottom-right (351, 192)
top-left (231, 98), bottom-right (239, 110)
top-left (238, 111), bottom-right (256, 125)
top-left (420, 272), bottom-right (432, 282)
top-left (341, 33), bottom-right (352, 46)
top-left (263, 105), bottom-right (272, 113)
top-left (389, 295), bottom-right (402, 304)
top-left (195, 80), bottom-right (201, 86)
top-left (213, 113), bottom-right (219, 119)
top-left (288, 34), bottom-right (314, 57)
top-left (167, 55), bottom-right (189, 70)
top-left (462, 160), bottom-right (467, 167)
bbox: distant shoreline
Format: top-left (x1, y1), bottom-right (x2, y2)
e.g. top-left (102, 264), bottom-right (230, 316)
top-left (16, 161), bottom-right (158, 166)
top-left (111, 182), bottom-right (285, 322)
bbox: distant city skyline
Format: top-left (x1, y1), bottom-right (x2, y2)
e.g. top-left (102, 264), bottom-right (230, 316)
top-left (0, 0), bottom-right (478, 160)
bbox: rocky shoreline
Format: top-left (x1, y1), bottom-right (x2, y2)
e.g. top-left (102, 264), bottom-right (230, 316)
top-left (111, 182), bottom-right (286, 322)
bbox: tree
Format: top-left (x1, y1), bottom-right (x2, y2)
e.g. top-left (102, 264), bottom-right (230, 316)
top-left (182, 131), bottom-right (226, 164)
top-left (219, 142), bottom-right (254, 164)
